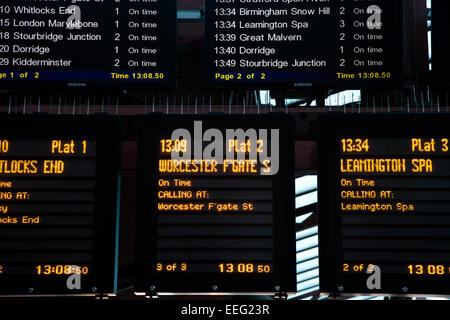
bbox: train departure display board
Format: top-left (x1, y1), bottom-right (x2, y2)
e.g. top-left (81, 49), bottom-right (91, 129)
top-left (319, 114), bottom-right (450, 296)
top-left (0, 0), bottom-right (176, 88)
top-left (205, 0), bottom-right (403, 88)
top-left (0, 115), bottom-right (120, 296)
top-left (135, 114), bottom-right (296, 294)
top-left (432, 0), bottom-right (450, 86)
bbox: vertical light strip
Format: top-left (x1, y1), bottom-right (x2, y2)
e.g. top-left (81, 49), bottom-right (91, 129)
top-left (295, 175), bottom-right (319, 299)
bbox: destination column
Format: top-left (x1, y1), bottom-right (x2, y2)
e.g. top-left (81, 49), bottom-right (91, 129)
top-left (0, 1), bottom-right (111, 81)
top-left (207, 1), bottom-right (342, 86)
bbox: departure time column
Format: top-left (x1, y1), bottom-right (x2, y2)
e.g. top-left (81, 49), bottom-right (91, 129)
top-left (211, 1), bottom-right (238, 74)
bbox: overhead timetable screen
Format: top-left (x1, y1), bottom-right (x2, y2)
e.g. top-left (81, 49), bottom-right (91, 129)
top-left (319, 114), bottom-right (450, 295)
top-left (0, 0), bottom-right (177, 88)
top-left (135, 115), bottom-right (296, 294)
top-left (206, 0), bottom-right (403, 88)
top-left (0, 115), bottom-right (120, 296)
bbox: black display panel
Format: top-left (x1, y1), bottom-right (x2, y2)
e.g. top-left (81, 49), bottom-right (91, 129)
top-left (135, 114), bottom-right (296, 294)
top-left (205, 0), bottom-right (403, 89)
top-left (0, 1), bottom-right (177, 88)
top-left (0, 114), bottom-right (120, 296)
top-left (319, 113), bottom-right (450, 296)
top-left (432, 0), bottom-right (450, 86)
